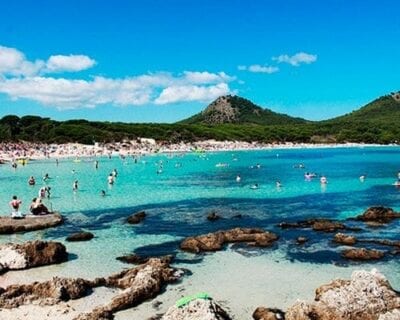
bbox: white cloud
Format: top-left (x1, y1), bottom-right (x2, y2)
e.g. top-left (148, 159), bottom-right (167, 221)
top-left (0, 45), bottom-right (235, 108)
top-left (0, 46), bottom-right (44, 76)
top-left (154, 83), bottom-right (230, 105)
top-left (237, 64), bottom-right (279, 74)
top-left (273, 52), bottom-right (317, 66)
top-left (45, 54), bottom-right (96, 73)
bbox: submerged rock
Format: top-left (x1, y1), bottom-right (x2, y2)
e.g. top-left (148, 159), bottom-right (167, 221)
top-left (353, 206), bottom-right (400, 223)
top-left (342, 248), bottom-right (385, 260)
top-left (333, 233), bottom-right (357, 245)
top-left (296, 236), bottom-right (308, 245)
top-left (253, 307), bottom-right (285, 319)
top-left (285, 269), bottom-right (400, 320)
top-left (66, 231), bottom-right (94, 242)
top-left (161, 298), bottom-right (232, 320)
top-left (0, 240), bottom-right (67, 272)
top-left (0, 213), bottom-right (63, 234)
top-left (278, 219), bottom-right (359, 233)
top-left (116, 254), bottom-right (173, 265)
top-left (127, 211), bottom-right (146, 224)
top-left (207, 212), bottom-right (221, 221)
top-left (180, 228), bottom-right (278, 253)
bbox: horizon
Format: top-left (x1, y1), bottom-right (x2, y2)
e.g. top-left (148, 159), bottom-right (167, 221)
top-left (0, 1), bottom-right (399, 123)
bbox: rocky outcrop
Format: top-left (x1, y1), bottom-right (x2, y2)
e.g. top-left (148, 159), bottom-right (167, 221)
top-left (253, 307), bottom-right (285, 320)
top-left (278, 219), bottom-right (360, 233)
top-left (0, 240), bottom-right (67, 272)
top-left (284, 269), bottom-right (400, 320)
top-left (127, 211), bottom-right (146, 224)
top-left (180, 228), bottom-right (278, 253)
top-left (0, 277), bottom-right (92, 308)
top-left (74, 258), bottom-right (182, 320)
top-left (0, 213), bottom-right (63, 234)
top-left (333, 233), bottom-right (357, 245)
top-left (0, 258), bottom-right (182, 320)
top-left (161, 298), bottom-right (232, 320)
top-left (66, 231), bottom-right (94, 242)
top-left (342, 248), bottom-right (385, 260)
top-left (353, 207), bottom-right (400, 223)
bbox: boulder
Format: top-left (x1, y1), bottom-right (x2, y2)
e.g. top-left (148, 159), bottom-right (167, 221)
top-left (0, 240), bottom-right (67, 272)
top-left (296, 237), bottom-right (308, 245)
top-left (353, 207), bottom-right (400, 223)
top-left (253, 307), bottom-right (285, 320)
top-left (66, 231), bottom-right (94, 242)
top-left (161, 298), bottom-right (232, 320)
top-left (127, 211), bottom-right (146, 224)
top-left (342, 248), bottom-right (385, 260)
top-left (180, 228), bottom-right (278, 253)
top-left (333, 233), bottom-right (357, 245)
top-left (285, 269), bottom-right (400, 320)
top-left (0, 213), bottom-right (63, 234)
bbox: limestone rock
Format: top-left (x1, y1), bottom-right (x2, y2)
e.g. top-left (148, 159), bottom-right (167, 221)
top-left (253, 306), bottom-right (285, 319)
top-left (161, 298), bottom-right (232, 320)
top-left (180, 228), bottom-right (278, 253)
top-left (127, 211), bottom-right (146, 224)
top-left (342, 248), bottom-right (385, 260)
top-left (66, 231), bottom-right (94, 242)
top-left (333, 233), bottom-right (357, 245)
top-left (354, 207), bottom-right (400, 223)
top-left (0, 213), bottom-right (63, 234)
top-left (0, 240), bottom-right (67, 272)
top-left (285, 269), bottom-right (400, 320)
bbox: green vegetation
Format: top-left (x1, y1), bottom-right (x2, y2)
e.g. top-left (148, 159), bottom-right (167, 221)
top-left (0, 94), bottom-right (399, 144)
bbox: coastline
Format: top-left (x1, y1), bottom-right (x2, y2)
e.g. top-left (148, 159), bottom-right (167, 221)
top-left (0, 141), bottom-right (398, 162)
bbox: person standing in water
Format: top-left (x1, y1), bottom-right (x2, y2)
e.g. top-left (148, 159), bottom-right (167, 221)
top-left (9, 195), bottom-right (23, 218)
top-left (73, 180), bottom-right (78, 191)
top-left (28, 176), bottom-right (36, 186)
top-left (95, 160), bottom-right (99, 169)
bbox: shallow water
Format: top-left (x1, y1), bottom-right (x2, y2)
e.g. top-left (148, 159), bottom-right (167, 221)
top-left (1, 147), bottom-right (400, 318)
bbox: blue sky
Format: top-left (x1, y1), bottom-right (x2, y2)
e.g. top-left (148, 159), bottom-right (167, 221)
top-left (0, 0), bottom-right (399, 122)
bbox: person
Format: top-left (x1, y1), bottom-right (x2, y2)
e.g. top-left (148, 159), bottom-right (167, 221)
top-left (250, 183), bottom-right (259, 190)
top-left (108, 174), bottom-right (114, 185)
top-left (73, 180), bottom-right (78, 191)
top-left (56, 158), bottom-right (59, 166)
top-left (359, 175), bottom-right (366, 182)
top-left (276, 180), bottom-right (282, 188)
top-left (43, 173), bottom-right (50, 181)
top-left (29, 198), bottom-right (50, 215)
top-left (38, 187), bottom-right (46, 199)
top-left (9, 195), bottom-right (23, 219)
top-left (45, 186), bottom-right (51, 198)
top-left (100, 190), bottom-right (106, 197)
top-left (112, 169), bottom-right (118, 177)
top-left (320, 175), bottom-right (328, 184)
top-left (28, 176), bottom-right (36, 186)
top-left (95, 160), bottom-right (99, 169)
top-left (236, 175), bottom-right (241, 182)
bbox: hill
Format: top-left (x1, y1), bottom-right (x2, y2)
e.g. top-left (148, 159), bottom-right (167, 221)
top-left (180, 95), bottom-right (307, 125)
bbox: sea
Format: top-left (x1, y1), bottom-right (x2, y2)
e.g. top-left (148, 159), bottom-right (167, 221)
top-left (1, 147), bottom-right (400, 318)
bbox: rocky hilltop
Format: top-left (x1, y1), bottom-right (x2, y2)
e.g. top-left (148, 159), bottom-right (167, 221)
top-left (181, 95), bottom-right (307, 125)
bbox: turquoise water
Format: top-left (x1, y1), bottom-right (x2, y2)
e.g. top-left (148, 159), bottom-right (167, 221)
top-left (1, 147), bottom-right (400, 316)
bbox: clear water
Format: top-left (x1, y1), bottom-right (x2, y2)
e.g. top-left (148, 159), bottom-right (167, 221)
top-left (1, 147), bottom-right (400, 318)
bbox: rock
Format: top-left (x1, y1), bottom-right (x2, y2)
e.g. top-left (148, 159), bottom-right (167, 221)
top-left (207, 212), bottom-right (221, 221)
top-left (0, 213), bottom-right (63, 234)
top-left (278, 219), bottom-right (360, 233)
top-left (180, 228), bottom-right (278, 253)
top-left (161, 298), bottom-right (232, 320)
top-left (0, 240), bottom-right (67, 272)
top-left (285, 269), bottom-right (400, 320)
top-left (253, 307), bottom-right (285, 319)
top-left (66, 231), bottom-right (94, 242)
top-left (353, 206), bottom-right (400, 223)
top-left (127, 211), bottom-right (146, 224)
top-left (342, 248), bottom-right (385, 261)
top-left (333, 233), bottom-right (357, 245)
top-left (116, 254), bottom-right (173, 265)
top-left (0, 277), bottom-right (92, 308)
top-left (296, 237), bottom-right (308, 245)
top-left (379, 309), bottom-right (400, 320)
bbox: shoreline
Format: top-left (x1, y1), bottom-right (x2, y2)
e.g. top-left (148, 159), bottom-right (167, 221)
top-left (0, 141), bottom-right (398, 162)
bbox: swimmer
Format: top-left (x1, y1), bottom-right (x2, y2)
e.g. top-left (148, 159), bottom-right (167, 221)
top-left (250, 183), bottom-right (259, 190)
top-left (28, 176), bottom-right (36, 186)
top-left (236, 175), bottom-right (241, 183)
top-left (100, 190), bottom-right (106, 197)
top-left (112, 169), bottom-right (118, 177)
top-left (320, 176), bottom-right (328, 184)
top-left (95, 160), bottom-right (99, 169)
top-left (304, 172), bottom-right (312, 181)
top-left (38, 187), bottom-right (46, 199)
top-left (72, 180), bottom-right (78, 191)
top-left (359, 175), bottom-right (366, 182)
top-left (43, 173), bottom-right (50, 181)
top-left (107, 174), bottom-right (114, 185)
top-left (276, 180), bottom-right (282, 188)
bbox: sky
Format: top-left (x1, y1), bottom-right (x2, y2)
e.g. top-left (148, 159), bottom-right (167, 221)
top-left (0, 0), bottom-right (399, 123)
